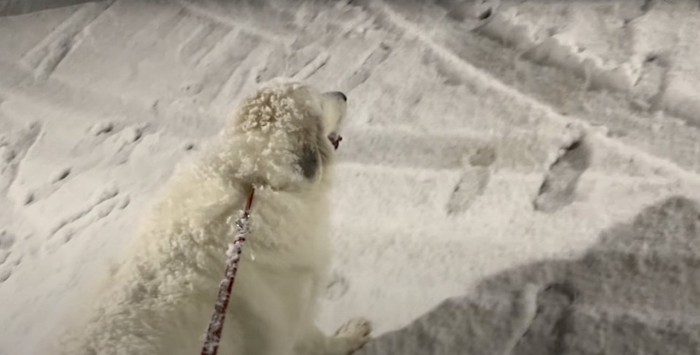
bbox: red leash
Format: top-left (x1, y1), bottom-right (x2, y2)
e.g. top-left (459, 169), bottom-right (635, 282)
top-left (199, 134), bottom-right (342, 355)
top-left (200, 188), bottom-right (255, 355)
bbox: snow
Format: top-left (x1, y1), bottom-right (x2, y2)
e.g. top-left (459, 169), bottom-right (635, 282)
top-left (1, 0), bottom-right (700, 354)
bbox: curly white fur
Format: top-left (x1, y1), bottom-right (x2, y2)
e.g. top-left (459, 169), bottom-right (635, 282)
top-left (55, 80), bottom-right (370, 355)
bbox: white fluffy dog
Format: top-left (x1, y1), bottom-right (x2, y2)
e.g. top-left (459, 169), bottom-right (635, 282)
top-left (56, 79), bottom-right (371, 355)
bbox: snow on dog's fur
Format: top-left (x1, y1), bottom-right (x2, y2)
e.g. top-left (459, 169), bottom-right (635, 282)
top-left (56, 80), bottom-right (371, 355)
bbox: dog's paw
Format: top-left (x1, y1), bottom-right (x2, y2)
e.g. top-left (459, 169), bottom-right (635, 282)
top-left (334, 318), bottom-right (372, 353)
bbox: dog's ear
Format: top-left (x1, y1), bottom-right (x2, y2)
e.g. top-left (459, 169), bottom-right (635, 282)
top-left (292, 112), bottom-right (328, 182)
top-left (298, 144), bottom-right (320, 180)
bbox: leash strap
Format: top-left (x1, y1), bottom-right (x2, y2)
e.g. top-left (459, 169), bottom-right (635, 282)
top-left (200, 188), bottom-right (255, 355)
top-left (199, 134), bottom-right (342, 354)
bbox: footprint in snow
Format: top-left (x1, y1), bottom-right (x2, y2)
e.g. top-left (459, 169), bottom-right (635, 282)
top-left (440, 0), bottom-right (500, 30)
top-left (0, 230), bottom-right (17, 282)
top-left (533, 137), bottom-right (591, 213)
top-left (21, 166), bottom-right (73, 206)
top-left (512, 282), bottom-right (578, 354)
top-left (446, 146), bottom-right (496, 215)
top-left (326, 271), bottom-right (350, 301)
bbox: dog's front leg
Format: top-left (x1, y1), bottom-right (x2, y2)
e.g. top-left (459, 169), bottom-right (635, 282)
top-left (294, 319), bottom-right (371, 355)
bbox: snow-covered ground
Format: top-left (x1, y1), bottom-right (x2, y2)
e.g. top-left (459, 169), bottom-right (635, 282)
top-left (1, 1), bottom-right (699, 353)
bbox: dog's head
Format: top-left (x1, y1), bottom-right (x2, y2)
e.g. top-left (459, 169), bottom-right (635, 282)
top-left (225, 79), bottom-right (347, 190)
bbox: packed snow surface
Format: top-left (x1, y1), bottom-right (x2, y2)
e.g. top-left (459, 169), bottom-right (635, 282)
top-left (1, 1), bottom-right (700, 353)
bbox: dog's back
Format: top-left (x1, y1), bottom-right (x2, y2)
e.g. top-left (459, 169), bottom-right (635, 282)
top-left (55, 81), bottom-right (349, 355)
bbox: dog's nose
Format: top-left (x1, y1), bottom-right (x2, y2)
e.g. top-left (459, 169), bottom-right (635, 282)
top-left (332, 91), bottom-right (347, 102)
